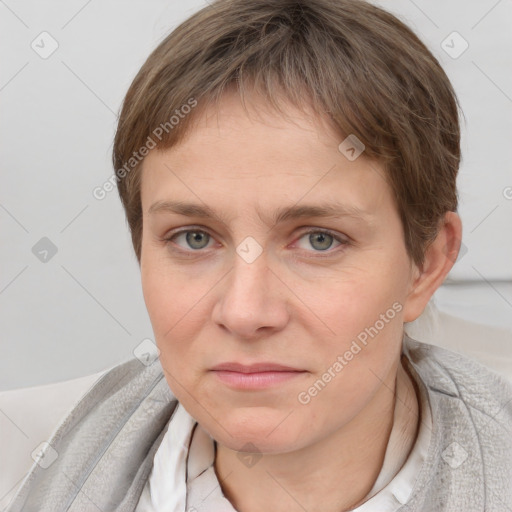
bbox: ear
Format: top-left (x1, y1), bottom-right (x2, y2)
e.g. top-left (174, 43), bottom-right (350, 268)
top-left (402, 211), bottom-right (463, 323)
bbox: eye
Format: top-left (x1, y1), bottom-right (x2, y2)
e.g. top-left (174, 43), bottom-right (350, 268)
top-left (294, 229), bottom-right (348, 253)
top-left (165, 228), bottom-right (215, 251)
top-left (163, 226), bottom-right (349, 256)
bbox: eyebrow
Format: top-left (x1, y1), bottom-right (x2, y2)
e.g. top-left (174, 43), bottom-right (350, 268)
top-left (148, 200), bottom-right (372, 226)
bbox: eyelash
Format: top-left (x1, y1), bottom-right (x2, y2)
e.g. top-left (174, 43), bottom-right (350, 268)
top-left (162, 226), bottom-right (350, 258)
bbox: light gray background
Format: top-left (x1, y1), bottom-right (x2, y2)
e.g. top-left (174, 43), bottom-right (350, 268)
top-left (1, 0), bottom-right (511, 390)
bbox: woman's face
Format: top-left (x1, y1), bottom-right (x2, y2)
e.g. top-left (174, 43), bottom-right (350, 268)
top-left (140, 92), bottom-right (418, 453)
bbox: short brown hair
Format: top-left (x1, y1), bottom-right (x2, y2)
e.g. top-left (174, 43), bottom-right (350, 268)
top-left (113, 0), bottom-right (463, 267)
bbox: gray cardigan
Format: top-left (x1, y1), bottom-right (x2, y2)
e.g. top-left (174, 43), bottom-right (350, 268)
top-left (5, 335), bottom-right (512, 511)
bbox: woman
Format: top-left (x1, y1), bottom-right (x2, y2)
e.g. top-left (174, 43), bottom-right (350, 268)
top-left (6, 0), bottom-right (512, 510)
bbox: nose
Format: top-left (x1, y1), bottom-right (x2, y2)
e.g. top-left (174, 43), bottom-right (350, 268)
top-left (212, 249), bottom-right (289, 340)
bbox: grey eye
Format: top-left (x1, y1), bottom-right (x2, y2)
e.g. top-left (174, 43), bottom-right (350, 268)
top-left (294, 229), bottom-right (347, 253)
top-left (168, 230), bottom-right (212, 250)
top-left (185, 231), bottom-right (210, 249)
top-left (307, 232), bottom-right (334, 251)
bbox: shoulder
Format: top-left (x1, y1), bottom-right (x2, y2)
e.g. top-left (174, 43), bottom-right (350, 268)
top-left (404, 334), bottom-right (512, 471)
top-left (0, 357), bottom-right (162, 509)
top-left (403, 335), bottom-right (512, 508)
top-left (0, 370), bottom-right (105, 507)
top-left (406, 308), bottom-right (512, 383)
top-left (404, 334), bottom-right (512, 412)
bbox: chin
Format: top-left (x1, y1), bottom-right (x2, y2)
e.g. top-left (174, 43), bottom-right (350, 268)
top-left (216, 433), bottom-right (302, 455)
top-left (204, 409), bottom-right (306, 454)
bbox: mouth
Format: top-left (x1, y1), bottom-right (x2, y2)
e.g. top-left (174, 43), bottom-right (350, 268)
top-left (210, 362), bottom-right (307, 390)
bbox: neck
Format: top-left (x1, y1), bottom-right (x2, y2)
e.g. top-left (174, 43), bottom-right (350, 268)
top-left (214, 359), bottom-right (419, 512)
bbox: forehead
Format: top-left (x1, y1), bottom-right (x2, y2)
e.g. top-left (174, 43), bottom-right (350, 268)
top-left (140, 91), bottom-right (394, 221)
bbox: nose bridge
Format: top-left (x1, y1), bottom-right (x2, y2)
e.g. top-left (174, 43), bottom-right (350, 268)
top-left (213, 240), bottom-right (288, 337)
top-left (228, 243), bottom-right (273, 309)
top-left (228, 223), bottom-right (272, 296)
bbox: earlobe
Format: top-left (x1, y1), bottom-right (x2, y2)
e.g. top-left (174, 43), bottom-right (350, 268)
top-left (402, 211), bottom-right (463, 322)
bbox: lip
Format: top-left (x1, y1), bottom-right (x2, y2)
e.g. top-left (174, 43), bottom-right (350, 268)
top-left (211, 362), bottom-right (304, 373)
top-left (210, 362), bottom-right (307, 390)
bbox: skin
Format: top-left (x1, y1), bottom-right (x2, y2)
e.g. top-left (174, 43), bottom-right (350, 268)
top-left (139, 90), bottom-right (462, 512)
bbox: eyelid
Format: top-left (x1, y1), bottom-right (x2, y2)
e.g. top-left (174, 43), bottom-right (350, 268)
top-left (163, 226), bottom-right (218, 252)
top-left (292, 227), bottom-right (350, 254)
top-left (163, 225), bottom-right (350, 255)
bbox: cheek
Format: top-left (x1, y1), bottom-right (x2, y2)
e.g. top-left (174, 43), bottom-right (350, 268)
top-left (307, 268), bottom-right (406, 391)
top-left (141, 262), bottom-right (190, 377)
top-left (140, 254), bottom-right (211, 376)
top-left (297, 282), bottom-right (404, 427)
top-left (315, 269), bottom-right (405, 335)
top-left (141, 250), bottom-right (199, 332)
